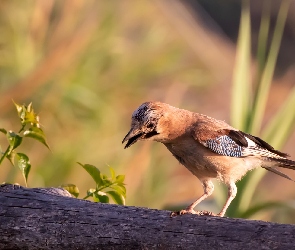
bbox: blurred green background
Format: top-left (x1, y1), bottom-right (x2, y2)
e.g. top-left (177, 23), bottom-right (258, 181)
top-left (1, 0), bottom-right (295, 223)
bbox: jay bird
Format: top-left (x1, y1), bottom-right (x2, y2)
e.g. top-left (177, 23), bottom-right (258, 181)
top-left (122, 101), bottom-right (295, 217)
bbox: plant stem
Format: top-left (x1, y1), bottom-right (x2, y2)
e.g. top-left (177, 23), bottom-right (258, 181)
top-left (18, 125), bottom-right (26, 133)
top-left (82, 183), bottom-right (113, 200)
top-left (0, 124), bottom-right (26, 165)
top-left (0, 146), bottom-right (10, 165)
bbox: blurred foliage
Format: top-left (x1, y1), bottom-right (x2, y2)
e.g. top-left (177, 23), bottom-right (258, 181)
top-left (0, 102), bottom-right (49, 186)
top-left (0, 0), bottom-right (209, 208)
top-left (0, 101), bottom-right (126, 204)
top-left (0, 0), bottom-right (294, 222)
top-left (227, 0), bottom-right (295, 218)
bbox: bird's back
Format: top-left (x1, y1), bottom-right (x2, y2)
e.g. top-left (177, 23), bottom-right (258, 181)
top-left (162, 110), bottom-right (295, 184)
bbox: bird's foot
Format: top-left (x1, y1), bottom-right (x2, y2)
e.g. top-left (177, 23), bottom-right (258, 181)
top-left (170, 209), bottom-right (216, 217)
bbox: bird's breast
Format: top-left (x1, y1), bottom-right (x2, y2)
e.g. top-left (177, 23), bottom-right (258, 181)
top-left (163, 139), bottom-right (220, 179)
top-left (163, 138), bottom-right (257, 183)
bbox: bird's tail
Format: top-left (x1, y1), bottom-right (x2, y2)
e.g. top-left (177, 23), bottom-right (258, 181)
top-left (262, 157), bottom-right (295, 182)
top-left (274, 158), bottom-right (295, 170)
top-left (262, 157), bottom-right (295, 170)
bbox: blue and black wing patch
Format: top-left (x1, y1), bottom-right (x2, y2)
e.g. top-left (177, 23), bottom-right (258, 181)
top-left (206, 135), bottom-right (243, 157)
top-left (203, 130), bottom-right (289, 159)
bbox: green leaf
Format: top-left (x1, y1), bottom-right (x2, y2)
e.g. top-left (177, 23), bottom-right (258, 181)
top-left (27, 102), bottom-right (33, 112)
top-left (227, 1), bottom-right (292, 218)
top-left (110, 184), bottom-right (126, 197)
top-left (61, 184), bottom-right (80, 198)
top-left (239, 201), bottom-right (290, 219)
top-left (249, 0), bottom-right (290, 134)
top-left (92, 192), bottom-right (100, 202)
top-left (6, 149), bottom-right (15, 166)
top-left (118, 184), bottom-right (126, 196)
top-left (235, 0), bottom-right (291, 215)
top-left (115, 175), bottom-right (125, 184)
top-left (99, 173), bottom-right (112, 187)
top-left (255, 1), bottom-right (270, 82)
top-left (13, 101), bottom-right (40, 127)
top-left (7, 131), bottom-right (22, 152)
top-left (106, 190), bottom-right (125, 205)
top-left (79, 163), bottom-right (103, 186)
top-left (23, 103), bottom-right (39, 126)
top-left (100, 177), bottom-right (112, 187)
top-left (86, 189), bottom-right (110, 203)
top-left (101, 174), bottom-right (108, 180)
top-left (25, 110), bottom-right (39, 126)
top-left (94, 191), bottom-right (109, 203)
top-left (263, 85), bottom-right (295, 148)
top-left (15, 153), bottom-right (31, 187)
top-left (110, 167), bottom-right (116, 181)
top-left (0, 128), bottom-right (7, 135)
top-left (13, 100), bottom-right (26, 121)
top-left (23, 127), bottom-right (50, 149)
top-left (230, 0), bottom-right (251, 131)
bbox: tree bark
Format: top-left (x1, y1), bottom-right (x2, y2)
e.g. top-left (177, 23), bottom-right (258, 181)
top-left (0, 184), bottom-right (295, 250)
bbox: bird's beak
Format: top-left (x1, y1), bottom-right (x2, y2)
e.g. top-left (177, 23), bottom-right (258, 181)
top-left (122, 127), bottom-right (144, 149)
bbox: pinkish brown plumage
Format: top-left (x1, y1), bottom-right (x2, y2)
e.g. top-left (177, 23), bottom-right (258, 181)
top-left (122, 101), bottom-right (295, 217)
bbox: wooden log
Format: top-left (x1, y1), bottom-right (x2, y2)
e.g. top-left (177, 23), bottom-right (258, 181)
top-left (0, 184), bottom-right (294, 250)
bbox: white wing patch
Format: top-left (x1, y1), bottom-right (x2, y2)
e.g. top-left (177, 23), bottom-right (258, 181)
top-left (245, 137), bottom-right (256, 147)
top-left (242, 137), bottom-right (285, 159)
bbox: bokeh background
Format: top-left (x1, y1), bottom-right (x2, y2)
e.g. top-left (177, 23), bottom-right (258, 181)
top-left (1, 0), bottom-right (295, 223)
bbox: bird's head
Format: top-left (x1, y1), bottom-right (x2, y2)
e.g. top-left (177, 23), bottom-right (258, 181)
top-left (122, 102), bottom-right (166, 149)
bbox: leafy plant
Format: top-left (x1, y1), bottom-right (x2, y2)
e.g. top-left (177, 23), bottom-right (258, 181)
top-left (225, 0), bottom-right (295, 218)
top-left (63, 163), bottom-right (126, 205)
top-left (1, 102), bottom-right (127, 205)
top-left (0, 102), bottom-right (49, 186)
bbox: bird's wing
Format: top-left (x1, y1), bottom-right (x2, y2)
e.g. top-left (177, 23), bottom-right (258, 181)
top-left (192, 122), bottom-right (289, 159)
top-left (191, 117), bottom-right (295, 180)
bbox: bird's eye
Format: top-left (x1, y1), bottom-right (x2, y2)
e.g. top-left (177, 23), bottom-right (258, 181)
top-left (147, 123), bottom-right (154, 128)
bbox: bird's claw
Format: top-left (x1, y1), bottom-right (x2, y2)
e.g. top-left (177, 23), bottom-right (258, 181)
top-left (170, 209), bottom-right (216, 217)
top-left (170, 209), bottom-right (194, 217)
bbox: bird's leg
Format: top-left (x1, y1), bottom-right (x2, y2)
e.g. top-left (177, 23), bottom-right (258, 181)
top-left (217, 182), bottom-right (237, 217)
top-left (171, 180), bottom-right (214, 217)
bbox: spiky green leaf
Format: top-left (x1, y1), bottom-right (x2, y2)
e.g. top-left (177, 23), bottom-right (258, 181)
top-left (13, 101), bottom-right (26, 122)
top-left (13, 101), bottom-right (40, 126)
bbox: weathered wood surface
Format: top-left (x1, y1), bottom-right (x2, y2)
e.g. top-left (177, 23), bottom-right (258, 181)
top-left (0, 184), bottom-right (295, 250)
